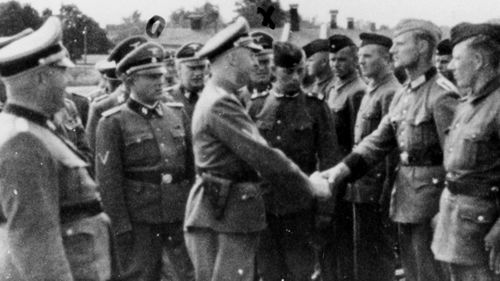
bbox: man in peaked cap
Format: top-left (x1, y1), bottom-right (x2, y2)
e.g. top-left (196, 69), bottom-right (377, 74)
top-left (165, 42), bottom-right (206, 119)
top-left (318, 33), bottom-right (366, 281)
top-left (95, 41), bottom-right (195, 281)
top-left (431, 22), bottom-right (500, 281)
top-left (0, 17), bottom-right (112, 281)
top-left (321, 18), bottom-right (459, 281)
top-left (86, 35), bottom-right (148, 155)
top-left (164, 50), bottom-right (178, 87)
top-left (88, 59), bottom-right (121, 103)
top-left (302, 38), bottom-right (336, 100)
top-left (345, 32), bottom-right (401, 281)
top-left (183, 17), bottom-right (332, 281)
top-left (238, 31), bottom-right (274, 107)
top-left (436, 39), bottom-right (455, 84)
top-left (247, 41), bottom-right (341, 281)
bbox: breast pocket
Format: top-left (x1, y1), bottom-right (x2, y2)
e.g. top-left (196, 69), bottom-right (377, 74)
top-left (124, 132), bottom-right (156, 162)
top-left (408, 114), bottom-right (438, 149)
top-left (361, 111), bottom-right (381, 137)
top-left (460, 132), bottom-right (491, 168)
top-left (171, 124), bottom-right (186, 150)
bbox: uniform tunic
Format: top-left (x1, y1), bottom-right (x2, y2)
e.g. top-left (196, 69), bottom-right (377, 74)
top-left (96, 98), bottom-right (194, 281)
top-left (0, 104), bottom-right (111, 281)
top-left (433, 76), bottom-right (500, 267)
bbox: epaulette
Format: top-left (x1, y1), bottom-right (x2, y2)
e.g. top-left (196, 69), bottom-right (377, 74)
top-left (250, 90), bottom-right (269, 100)
top-left (92, 94), bottom-right (108, 104)
top-left (306, 92), bottom-right (325, 101)
top-left (101, 105), bottom-right (122, 118)
top-left (165, 102), bottom-right (184, 108)
top-left (436, 77), bottom-right (458, 93)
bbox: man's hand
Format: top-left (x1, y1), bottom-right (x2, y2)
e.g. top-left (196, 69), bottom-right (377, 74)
top-left (319, 162), bottom-right (351, 188)
top-left (309, 171), bottom-right (332, 199)
top-left (484, 221), bottom-right (500, 274)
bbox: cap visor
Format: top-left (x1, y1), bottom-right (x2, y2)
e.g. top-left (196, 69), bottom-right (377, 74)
top-left (134, 66), bottom-right (167, 75)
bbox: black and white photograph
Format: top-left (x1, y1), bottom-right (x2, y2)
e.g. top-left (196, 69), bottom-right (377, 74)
top-left (0, 0), bottom-right (499, 280)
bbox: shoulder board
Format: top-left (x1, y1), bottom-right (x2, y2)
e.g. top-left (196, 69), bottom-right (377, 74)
top-left (92, 94), bottom-right (108, 103)
top-left (436, 77), bottom-right (458, 92)
top-left (165, 102), bottom-right (184, 108)
top-left (69, 91), bottom-right (89, 99)
top-left (306, 92), bottom-right (325, 101)
top-left (250, 90), bottom-right (269, 100)
top-left (101, 105), bottom-right (122, 118)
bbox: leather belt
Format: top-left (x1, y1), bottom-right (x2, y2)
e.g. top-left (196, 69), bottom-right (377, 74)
top-left (60, 199), bottom-right (103, 223)
top-left (445, 180), bottom-right (500, 199)
top-left (125, 170), bottom-right (184, 185)
top-left (399, 150), bottom-right (443, 166)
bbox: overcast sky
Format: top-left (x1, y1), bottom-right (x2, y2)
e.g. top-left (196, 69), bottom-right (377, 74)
top-left (9, 0), bottom-right (500, 28)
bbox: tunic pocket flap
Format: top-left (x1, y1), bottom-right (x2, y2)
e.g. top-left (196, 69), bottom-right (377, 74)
top-left (459, 208), bottom-right (495, 224)
top-left (124, 132), bottom-right (155, 146)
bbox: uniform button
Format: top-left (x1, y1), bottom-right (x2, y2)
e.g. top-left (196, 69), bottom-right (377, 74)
top-left (276, 120), bottom-right (282, 125)
top-left (66, 228), bottom-right (74, 236)
top-left (478, 216), bottom-right (485, 222)
top-left (164, 159), bottom-right (169, 163)
top-left (276, 136), bottom-right (281, 141)
top-left (400, 142), bottom-right (404, 146)
top-left (432, 178), bottom-right (439, 184)
top-left (156, 128), bottom-right (161, 132)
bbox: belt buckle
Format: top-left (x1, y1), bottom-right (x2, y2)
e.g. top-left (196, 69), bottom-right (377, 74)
top-left (162, 173), bottom-right (173, 184)
top-left (400, 151), bottom-right (409, 164)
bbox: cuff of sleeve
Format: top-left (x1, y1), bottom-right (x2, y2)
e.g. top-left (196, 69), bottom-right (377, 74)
top-left (343, 153), bottom-right (369, 181)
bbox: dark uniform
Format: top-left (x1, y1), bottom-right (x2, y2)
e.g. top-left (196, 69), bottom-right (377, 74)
top-left (238, 31), bottom-right (274, 107)
top-left (342, 66), bottom-right (459, 281)
top-left (432, 23), bottom-right (500, 281)
top-left (96, 42), bottom-right (194, 281)
top-left (343, 33), bottom-right (400, 281)
top-left (86, 36), bottom-right (148, 154)
top-left (248, 80), bottom-right (339, 280)
top-left (0, 17), bottom-right (111, 281)
top-left (321, 35), bottom-right (367, 281)
top-left (184, 18), bottom-right (324, 281)
top-left (54, 97), bottom-right (92, 163)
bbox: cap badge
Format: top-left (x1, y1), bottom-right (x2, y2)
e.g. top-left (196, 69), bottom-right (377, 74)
top-left (130, 41), bottom-right (141, 49)
top-left (141, 107), bottom-right (148, 115)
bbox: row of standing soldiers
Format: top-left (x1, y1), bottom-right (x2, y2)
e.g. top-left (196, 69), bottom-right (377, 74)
top-left (1, 14), bottom-right (500, 281)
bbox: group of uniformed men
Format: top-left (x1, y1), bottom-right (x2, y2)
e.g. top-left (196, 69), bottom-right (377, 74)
top-left (0, 13), bottom-right (500, 281)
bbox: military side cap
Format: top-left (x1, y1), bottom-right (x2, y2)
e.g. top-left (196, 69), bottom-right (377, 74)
top-left (328, 35), bottom-right (355, 53)
top-left (273, 41), bottom-right (303, 68)
top-left (175, 42), bottom-right (205, 64)
top-left (95, 59), bottom-right (118, 79)
top-left (450, 23), bottom-right (500, 47)
top-left (195, 17), bottom-right (262, 61)
top-left (393, 19), bottom-right (441, 43)
top-left (436, 39), bottom-right (452, 55)
top-left (108, 35), bottom-right (148, 64)
top-left (360, 33), bottom-right (392, 49)
top-left (116, 42), bottom-right (166, 76)
top-left (303, 39), bottom-right (329, 58)
top-left (0, 28), bottom-right (33, 49)
top-left (251, 31), bottom-right (274, 54)
top-left (0, 17), bottom-right (74, 77)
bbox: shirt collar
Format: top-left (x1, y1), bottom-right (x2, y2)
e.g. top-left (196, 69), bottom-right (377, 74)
top-left (368, 73), bottom-right (393, 93)
top-left (335, 72), bottom-right (359, 90)
top-left (404, 67), bottom-right (437, 91)
top-left (128, 98), bottom-right (163, 118)
top-left (271, 89), bottom-right (300, 99)
top-left (468, 76), bottom-right (500, 104)
top-left (3, 104), bottom-right (52, 129)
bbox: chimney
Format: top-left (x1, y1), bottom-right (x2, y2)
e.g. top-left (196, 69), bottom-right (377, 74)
top-left (188, 13), bottom-right (203, 30)
top-left (370, 22), bottom-right (376, 32)
top-left (347, 17), bottom-right (354, 29)
top-left (329, 10), bottom-right (338, 29)
top-left (290, 4), bottom-right (300, 32)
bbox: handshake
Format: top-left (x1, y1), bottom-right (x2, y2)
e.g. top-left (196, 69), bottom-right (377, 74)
top-left (308, 162), bottom-right (351, 199)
